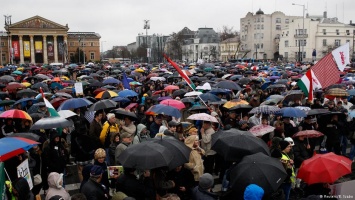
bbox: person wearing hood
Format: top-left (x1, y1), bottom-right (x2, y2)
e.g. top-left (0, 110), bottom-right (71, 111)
top-left (244, 184), bottom-right (264, 200)
top-left (133, 124), bottom-right (151, 144)
top-left (10, 177), bottom-right (34, 200)
top-left (115, 132), bottom-right (132, 165)
top-left (45, 172), bottom-right (70, 200)
top-left (184, 135), bottom-right (205, 184)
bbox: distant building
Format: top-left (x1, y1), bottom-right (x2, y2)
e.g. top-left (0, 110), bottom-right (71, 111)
top-left (279, 11), bottom-right (355, 61)
top-left (240, 9), bottom-right (299, 61)
top-left (219, 36), bottom-right (240, 62)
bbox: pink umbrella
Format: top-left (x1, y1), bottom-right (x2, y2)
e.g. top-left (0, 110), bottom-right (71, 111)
top-left (160, 99), bottom-right (185, 110)
top-left (187, 113), bottom-right (218, 123)
top-left (164, 85), bottom-right (179, 91)
top-left (293, 130), bottom-right (324, 138)
top-left (249, 125), bottom-right (275, 137)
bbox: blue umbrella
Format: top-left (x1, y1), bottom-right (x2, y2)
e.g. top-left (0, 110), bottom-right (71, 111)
top-left (199, 93), bottom-right (221, 102)
top-left (348, 89), bottom-right (355, 96)
top-left (13, 98), bottom-right (38, 105)
top-left (111, 96), bottom-right (131, 103)
top-left (275, 107), bottom-right (307, 118)
top-left (148, 104), bottom-right (181, 118)
top-left (261, 81), bottom-right (272, 90)
top-left (57, 98), bottom-right (93, 111)
top-left (103, 78), bottom-right (121, 85)
top-left (50, 82), bottom-right (64, 90)
top-left (0, 137), bottom-right (39, 161)
top-left (118, 90), bottom-right (138, 98)
top-left (209, 88), bottom-right (230, 95)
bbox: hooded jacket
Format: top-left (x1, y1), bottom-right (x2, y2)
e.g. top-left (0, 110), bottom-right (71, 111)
top-left (12, 177), bottom-right (34, 200)
top-left (244, 184), bottom-right (264, 200)
top-left (45, 172), bottom-right (70, 200)
top-left (133, 124), bottom-right (151, 144)
top-left (184, 135), bottom-right (205, 181)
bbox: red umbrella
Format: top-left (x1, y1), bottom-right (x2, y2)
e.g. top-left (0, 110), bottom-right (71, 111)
top-left (293, 130), bottom-right (324, 138)
top-left (50, 97), bottom-right (68, 109)
top-left (160, 99), bottom-right (185, 110)
top-left (0, 137), bottom-right (39, 161)
top-left (0, 109), bottom-right (32, 121)
top-left (297, 152), bottom-right (352, 184)
top-left (6, 83), bottom-right (24, 91)
top-left (164, 85), bottom-right (179, 91)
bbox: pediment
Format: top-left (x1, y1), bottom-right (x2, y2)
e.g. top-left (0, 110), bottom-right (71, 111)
top-left (9, 15), bottom-right (69, 30)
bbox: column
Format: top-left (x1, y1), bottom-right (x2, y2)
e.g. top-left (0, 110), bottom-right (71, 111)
top-left (63, 35), bottom-right (68, 63)
top-left (9, 36), bottom-right (12, 64)
top-left (30, 35), bottom-right (35, 64)
top-left (19, 35), bottom-right (24, 64)
top-left (43, 35), bottom-right (48, 64)
top-left (53, 35), bottom-right (58, 63)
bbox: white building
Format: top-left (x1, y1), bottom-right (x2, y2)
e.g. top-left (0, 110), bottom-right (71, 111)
top-left (239, 9), bottom-right (299, 61)
top-left (279, 11), bottom-right (355, 62)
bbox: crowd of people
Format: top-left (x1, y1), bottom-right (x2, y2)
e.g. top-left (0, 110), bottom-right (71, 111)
top-left (1, 61), bottom-right (354, 200)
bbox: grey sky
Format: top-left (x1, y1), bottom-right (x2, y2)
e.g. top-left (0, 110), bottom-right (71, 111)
top-left (1, 0), bottom-right (354, 51)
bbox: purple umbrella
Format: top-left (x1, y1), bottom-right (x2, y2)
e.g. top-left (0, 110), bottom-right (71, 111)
top-left (157, 96), bottom-right (172, 101)
top-left (269, 76), bottom-right (280, 80)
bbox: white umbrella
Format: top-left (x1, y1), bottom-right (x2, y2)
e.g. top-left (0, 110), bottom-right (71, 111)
top-left (184, 91), bottom-right (203, 97)
top-left (187, 113), bottom-right (218, 123)
top-left (150, 77), bottom-right (166, 81)
top-left (222, 74), bottom-right (232, 79)
top-left (249, 125), bottom-right (275, 137)
top-left (58, 110), bottom-right (77, 119)
top-left (196, 83), bottom-right (211, 90)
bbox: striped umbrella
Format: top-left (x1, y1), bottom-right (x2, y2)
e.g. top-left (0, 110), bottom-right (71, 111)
top-left (0, 109), bottom-right (32, 121)
top-left (249, 105), bottom-right (280, 114)
top-left (325, 88), bottom-right (349, 97)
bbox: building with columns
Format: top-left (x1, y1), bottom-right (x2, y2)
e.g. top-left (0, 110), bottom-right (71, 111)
top-left (1, 15), bottom-right (101, 65)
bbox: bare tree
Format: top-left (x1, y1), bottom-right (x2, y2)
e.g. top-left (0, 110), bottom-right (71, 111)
top-left (165, 32), bottom-right (184, 60)
top-left (219, 26), bottom-right (239, 41)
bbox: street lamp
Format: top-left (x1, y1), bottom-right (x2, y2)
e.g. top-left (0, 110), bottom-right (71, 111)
top-left (101, 40), bottom-right (106, 60)
top-left (78, 33), bottom-right (81, 64)
top-left (4, 15), bottom-right (11, 64)
top-left (292, 3), bottom-right (305, 62)
top-left (144, 20), bottom-right (150, 63)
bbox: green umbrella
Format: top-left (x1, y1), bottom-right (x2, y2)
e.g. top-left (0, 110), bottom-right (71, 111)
top-left (0, 100), bottom-right (15, 107)
top-left (12, 71), bottom-right (22, 75)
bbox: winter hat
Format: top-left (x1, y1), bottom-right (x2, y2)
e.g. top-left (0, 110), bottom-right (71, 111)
top-left (199, 173), bottom-right (214, 190)
top-left (284, 137), bottom-right (295, 146)
top-left (164, 129), bottom-right (174, 136)
top-left (279, 140), bottom-right (290, 151)
top-left (90, 165), bottom-right (104, 177)
top-left (211, 111), bottom-right (218, 117)
top-left (244, 184), bottom-right (264, 200)
top-left (94, 148), bottom-right (106, 160)
top-left (120, 132), bottom-right (132, 139)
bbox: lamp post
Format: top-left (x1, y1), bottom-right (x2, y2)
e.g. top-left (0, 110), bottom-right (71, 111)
top-left (101, 41), bottom-right (106, 60)
top-left (292, 3), bottom-right (305, 62)
top-left (144, 20), bottom-right (150, 63)
top-left (4, 15), bottom-right (11, 65)
top-left (78, 33), bottom-right (81, 64)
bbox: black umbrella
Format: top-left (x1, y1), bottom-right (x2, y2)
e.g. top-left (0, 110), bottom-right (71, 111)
top-left (29, 113), bottom-right (45, 122)
top-left (150, 137), bottom-right (191, 170)
top-left (216, 81), bottom-right (242, 91)
top-left (238, 77), bottom-right (251, 85)
top-left (31, 82), bottom-right (49, 91)
top-left (27, 102), bottom-right (46, 114)
top-left (8, 132), bottom-right (40, 141)
top-left (228, 104), bottom-right (253, 113)
top-left (0, 100), bottom-right (16, 107)
top-left (30, 117), bottom-right (74, 130)
top-left (90, 81), bottom-right (104, 87)
top-left (307, 109), bottom-right (330, 116)
top-left (181, 97), bottom-right (195, 103)
top-left (188, 105), bottom-right (209, 112)
top-left (318, 112), bottom-right (347, 125)
top-left (88, 99), bottom-right (117, 111)
top-left (211, 129), bottom-right (270, 162)
top-left (172, 89), bottom-right (187, 97)
top-left (112, 109), bottom-right (138, 121)
top-left (230, 152), bottom-right (287, 197)
top-left (53, 92), bottom-right (73, 99)
top-left (117, 142), bottom-right (174, 170)
top-left (267, 84), bottom-right (286, 89)
top-left (16, 89), bottom-right (39, 98)
top-left (0, 75), bottom-right (15, 82)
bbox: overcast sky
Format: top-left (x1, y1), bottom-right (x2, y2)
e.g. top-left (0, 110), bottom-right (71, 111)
top-left (1, 0), bottom-right (354, 51)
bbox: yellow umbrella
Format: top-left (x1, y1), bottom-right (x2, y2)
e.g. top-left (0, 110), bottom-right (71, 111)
top-left (17, 67), bottom-right (24, 71)
top-left (61, 76), bottom-right (69, 80)
top-left (21, 82), bottom-right (31, 88)
top-left (223, 99), bottom-right (249, 109)
top-left (135, 68), bottom-right (145, 73)
top-left (95, 90), bottom-right (118, 99)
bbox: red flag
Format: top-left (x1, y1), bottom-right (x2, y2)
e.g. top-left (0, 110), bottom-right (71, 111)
top-left (163, 54), bottom-right (195, 89)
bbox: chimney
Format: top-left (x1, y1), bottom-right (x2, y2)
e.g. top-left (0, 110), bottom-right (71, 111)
top-left (323, 11), bottom-right (327, 18)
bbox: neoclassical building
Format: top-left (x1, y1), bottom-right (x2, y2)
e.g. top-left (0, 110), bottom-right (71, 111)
top-left (0, 15), bottom-right (101, 65)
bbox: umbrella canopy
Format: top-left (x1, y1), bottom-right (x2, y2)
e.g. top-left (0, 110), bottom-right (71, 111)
top-left (102, 78), bottom-right (121, 85)
top-left (293, 130), bottom-right (324, 138)
top-left (16, 89), bottom-right (39, 98)
top-left (57, 98), bottom-right (93, 110)
top-left (0, 100), bottom-right (16, 107)
top-left (187, 113), bottom-right (218, 123)
top-left (8, 133), bottom-right (40, 141)
top-left (325, 88), bottom-right (349, 97)
top-left (228, 104), bottom-right (253, 113)
top-left (249, 125), bottom-right (275, 137)
top-left (223, 99), bottom-right (249, 109)
top-left (53, 92), bottom-right (72, 99)
top-left (307, 109), bottom-right (330, 116)
top-left (0, 137), bottom-right (40, 161)
top-left (172, 89), bottom-right (187, 97)
top-left (0, 109), bottom-right (32, 121)
top-left (30, 117), bottom-right (74, 130)
top-left (211, 129), bottom-right (270, 161)
top-left (50, 97), bottom-right (68, 108)
top-left (297, 152), bottom-right (352, 184)
top-left (196, 83), bottom-right (212, 90)
top-left (147, 104), bottom-right (181, 118)
top-left (216, 80), bottom-right (242, 90)
top-left (230, 152), bottom-right (287, 196)
top-left (0, 75), bottom-right (15, 82)
top-left (275, 107), bottom-right (307, 117)
top-left (89, 99), bottom-right (117, 111)
top-left (6, 83), bottom-right (24, 91)
top-left (199, 93), bottom-right (221, 103)
top-left (118, 90), bottom-right (138, 98)
top-left (249, 105), bottom-right (280, 114)
top-left (112, 109), bottom-right (138, 121)
top-left (13, 98), bottom-right (37, 106)
top-left (58, 110), bottom-right (77, 119)
top-left (95, 90), bottom-right (118, 99)
top-left (283, 90), bottom-right (304, 102)
top-left (160, 99), bottom-right (185, 110)
top-left (117, 142), bottom-right (174, 170)
top-left (184, 91), bottom-right (202, 97)
top-left (164, 85), bottom-right (179, 91)
top-left (150, 137), bottom-right (191, 169)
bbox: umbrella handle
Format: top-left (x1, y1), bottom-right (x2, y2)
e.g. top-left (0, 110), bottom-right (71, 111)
top-left (4, 167), bottom-right (12, 183)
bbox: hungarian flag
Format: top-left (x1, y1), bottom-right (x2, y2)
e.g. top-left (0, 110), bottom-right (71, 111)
top-left (298, 52), bottom-right (341, 101)
top-left (163, 54), bottom-right (196, 90)
top-left (40, 87), bottom-right (59, 117)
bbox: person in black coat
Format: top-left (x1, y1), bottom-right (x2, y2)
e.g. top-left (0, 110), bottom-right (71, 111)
top-left (167, 165), bottom-right (195, 200)
top-left (82, 165), bottom-right (108, 200)
top-left (293, 136), bottom-right (312, 169)
top-left (192, 173), bottom-right (218, 200)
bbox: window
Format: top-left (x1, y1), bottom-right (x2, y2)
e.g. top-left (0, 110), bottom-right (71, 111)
top-left (347, 40), bottom-right (350, 44)
top-left (346, 30), bottom-right (350, 35)
top-left (90, 52), bottom-right (95, 60)
top-left (335, 39), bottom-right (341, 47)
top-left (300, 40), bottom-right (307, 46)
top-left (285, 40), bottom-right (289, 47)
top-left (261, 33), bottom-right (264, 39)
top-left (91, 42), bottom-right (94, 46)
top-left (261, 25), bottom-right (264, 29)
top-left (276, 25), bottom-right (281, 30)
top-left (285, 19), bottom-right (289, 24)
top-left (257, 18), bottom-right (260, 22)
top-left (254, 34), bottom-right (256, 39)
top-left (254, 18), bottom-right (256, 23)
top-left (257, 24), bottom-right (260, 30)
top-left (336, 29), bottom-right (339, 35)
top-left (276, 18), bottom-right (281, 23)
top-left (303, 52), bottom-right (306, 58)
top-left (295, 40), bottom-right (298, 46)
top-left (323, 39), bottom-right (327, 46)
top-left (204, 47), bottom-right (208, 50)
top-left (261, 43), bottom-right (264, 49)
top-left (1, 53), bottom-right (5, 62)
top-left (254, 25), bottom-right (256, 30)
top-left (285, 52), bottom-right (288, 58)
top-left (286, 31), bottom-right (289, 36)
top-left (323, 29), bottom-right (326, 35)
top-left (69, 42), bottom-right (74, 46)
top-left (261, 17), bottom-right (264, 22)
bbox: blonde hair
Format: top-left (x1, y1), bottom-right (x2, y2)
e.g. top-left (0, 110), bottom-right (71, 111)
top-left (94, 148), bottom-right (106, 159)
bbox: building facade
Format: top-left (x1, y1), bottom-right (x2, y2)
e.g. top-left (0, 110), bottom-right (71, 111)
top-left (240, 9), bottom-right (299, 61)
top-left (279, 12), bottom-right (355, 62)
top-left (219, 36), bottom-right (240, 62)
top-left (1, 15), bottom-right (100, 65)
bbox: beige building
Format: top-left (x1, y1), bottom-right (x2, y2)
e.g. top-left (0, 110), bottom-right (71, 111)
top-left (219, 36), bottom-right (240, 62)
top-left (239, 9), bottom-right (299, 61)
top-left (1, 15), bottom-right (100, 65)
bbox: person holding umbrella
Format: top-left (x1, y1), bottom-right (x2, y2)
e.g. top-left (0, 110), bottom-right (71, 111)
top-left (99, 113), bottom-right (119, 165)
top-left (279, 140), bottom-right (295, 200)
top-left (200, 121), bottom-right (216, 175)
top-left (184, 135), bottom-right (205, 185)
top-left (292, 135), bottom-right (312, 188)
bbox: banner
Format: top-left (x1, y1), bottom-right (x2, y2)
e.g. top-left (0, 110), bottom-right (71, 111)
top-left (23, 41), bottom-right (30, 57)
top-left (17, 159), bottom-right (33, 189)
top-left (47, 42), bottom-right (54, 59)
top-left (74, 82), bottom-right (83, 96)
top-left (0, 162), bottom-right (5, 199)
top-left (35, 41), bottom-right (42, 53)
top-left (12, 41), bottom-right (20, 58)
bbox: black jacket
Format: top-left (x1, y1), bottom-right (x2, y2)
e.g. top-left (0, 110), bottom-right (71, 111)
top-left (293, 139), bottom-right (312, 168)
top-left (82, 179), bottom-right (108, 200)
top-left (192, 186), bottom-right (219, 200)
top-left (116, 173), bottom-right (155, 200)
